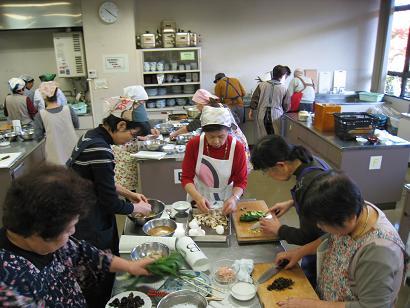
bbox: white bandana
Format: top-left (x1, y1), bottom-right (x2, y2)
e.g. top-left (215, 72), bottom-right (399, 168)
top-left (200, 106), bottom-right (232, 128)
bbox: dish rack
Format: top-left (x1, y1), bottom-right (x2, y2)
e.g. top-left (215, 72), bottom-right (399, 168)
top-left (333, 112), bottom-right (378, 140)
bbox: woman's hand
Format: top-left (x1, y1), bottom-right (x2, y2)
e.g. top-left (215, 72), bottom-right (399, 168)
top-left (222, 196), bottom-right (237, 215)
top-left (277, 298), bottom-right (320, 308)
top-left (269, 200), bottom-right (293, 217)
top-left (260, 214), bottom-right (282, 236)
top-left (275, 249), bottom-right (303, 270)
top-left (151, 128), bottom-right (160, 136)
top-left (195, 197), bottom-right (211, 213)
top-left (128, 192), bottom-right (148, 203)
top-left (132, 201), bottom-right (152, 216)
top-left (248, 109), bottom-right (254, 120)
top-left (127, 258), bottom-right (154, 276)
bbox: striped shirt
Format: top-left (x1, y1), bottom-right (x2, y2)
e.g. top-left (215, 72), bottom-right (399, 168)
top-left (69, 126), bottom-right (133, 250)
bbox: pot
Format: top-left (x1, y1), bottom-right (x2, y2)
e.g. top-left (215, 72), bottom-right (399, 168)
top-left (175, 134), bottom-right (193, 145)
top-left (144, 139), bottom-right (165, 151)
top-left (158, 123), bottom-right (174, 135)
top-left (184, 106), bottom-right (200, 118)
top-left (20, 130), bottom-right (34, 141)
top-left (4, 132), bottom-right (17, 142)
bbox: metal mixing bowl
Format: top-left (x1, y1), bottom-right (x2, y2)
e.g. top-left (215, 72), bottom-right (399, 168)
top-left (158, 123), bottom-right (174, 135)
top-left (157, 290), bottom-right (208, 308)
top-left (144, 139), bottom-right (165, 151)
top-left (175, 134), bottom-right (193, 145)
top-left (142, 218), bottom-right (177, 237)
top-left (130, 242), bottom-right (170, 260)
top-left (128, 199), bottom-right (165, 226)
top-left (4, 132), bottom-right (17, 142)
top-left (20, 130), bottom-right (34, 141)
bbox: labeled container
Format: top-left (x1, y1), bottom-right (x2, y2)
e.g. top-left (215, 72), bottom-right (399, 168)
top-left (314, 103), bottom-right (341, 132)
top-left (333, 112), bottom-right (378, 140)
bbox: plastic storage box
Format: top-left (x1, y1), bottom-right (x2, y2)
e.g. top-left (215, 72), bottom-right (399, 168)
top-left (71, 102), bottom-right (88, 115)
top-left (333, 112), bottom-right (378, 140)
top-left (358, 92), bottom-right (384, 102)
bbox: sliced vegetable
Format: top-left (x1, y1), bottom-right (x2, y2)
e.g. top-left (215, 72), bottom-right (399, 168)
top-left (239, 211), bottom-right (265, 222)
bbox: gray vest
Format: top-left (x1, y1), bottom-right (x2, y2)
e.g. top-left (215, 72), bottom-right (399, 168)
top-left (5, 94), bottom-right (32, 124)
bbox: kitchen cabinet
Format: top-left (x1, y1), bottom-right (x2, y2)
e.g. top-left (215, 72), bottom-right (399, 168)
top-left (0, 140), bottom-right (45, 227)
top-left (283, 114), bottom-right (410, 208)
top-left (138, 47), bottom-right (201, 119)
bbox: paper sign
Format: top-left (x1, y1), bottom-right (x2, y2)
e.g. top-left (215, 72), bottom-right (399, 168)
top-left (318, 71), bottom-right (333, 94)
top-left (174, 169), bottom-right (182, 184)
top-left (180, 51), bottom-right (195, 61)
top-left (333, 70), bottom-right (347, 89)
top-left (103, 54), bottom-right (129, 72)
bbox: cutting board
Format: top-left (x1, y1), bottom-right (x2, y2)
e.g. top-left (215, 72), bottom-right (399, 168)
top-left (233, 200), bottom-right (278, 243)
top-left (252, 263), bottom-right (318, 307)
top-left (0, 152), bottom-right (22, 168)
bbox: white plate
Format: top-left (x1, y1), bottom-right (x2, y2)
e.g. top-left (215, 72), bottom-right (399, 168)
top-left (230, 282), bottom-right (257, 301)
top-left (106, 291), bottom-right (151, 308)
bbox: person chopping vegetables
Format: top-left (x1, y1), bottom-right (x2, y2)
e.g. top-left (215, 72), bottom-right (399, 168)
top-left (181, 106), bottom-right (248, 215)
top-left (250, 135), bottom-right (330, 286)
top-left (67, 95), bottom-right (153, 307)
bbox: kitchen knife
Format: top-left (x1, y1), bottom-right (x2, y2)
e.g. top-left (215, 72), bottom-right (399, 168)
top-left (256, 259), bottom-right (289, 284)
top-left (250, 213), bottom-right (272, 230)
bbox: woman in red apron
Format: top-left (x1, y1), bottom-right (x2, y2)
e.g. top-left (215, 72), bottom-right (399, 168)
top-left (251, 135), bottom-right (330, 286)
top-left (275, 172), bottom-right (406, 308)
top-left (181, 106), bottom-right (248, 215)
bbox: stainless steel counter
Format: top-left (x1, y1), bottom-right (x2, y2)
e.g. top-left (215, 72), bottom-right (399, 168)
top-left (0, 139), bottom-right (45, 169)
top-left (284, 113), bottom-right (410, 151)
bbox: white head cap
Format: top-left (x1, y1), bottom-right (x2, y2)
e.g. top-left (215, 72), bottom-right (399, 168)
top-left (8, 78), bottom-right (25, 92)
top-left (200, 106), bottom-right (232, 128)
top-left (294, 68), bottom-right (304, 77)
top-left (123, 85), bottom-right (148, 101)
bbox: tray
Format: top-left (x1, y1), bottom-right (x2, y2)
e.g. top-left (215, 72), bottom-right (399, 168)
top-left (185, 208), bottom-right (231, 245)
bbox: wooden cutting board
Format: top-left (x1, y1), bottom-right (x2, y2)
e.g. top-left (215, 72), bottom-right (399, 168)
top-left (252, 263), bottom-right (318, 307)
top-left (233, 200), bottom-right (278, 243)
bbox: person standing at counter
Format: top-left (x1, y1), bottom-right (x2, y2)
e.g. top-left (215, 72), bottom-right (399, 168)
top-left (112, 85), bottom-right (157, 191)
top-left (4, 77), bottom-right (37, 125)
top-left (275, 172), bottom-right (406, 308)
top-left (249, 65), bottom-right (289, 138)
top-left (214, 72), bottom-right (246, 125)
top-left (286, 68), bottom-right (315, 112)
top-left (33, 73), bottom-right (67, 110)
top-left (0, 165), bottom-right (153, 307)
top-left (182, 106), bottom-right (248, 215)
top-left (250, 135), bottom-right (330, 285)
top-left (67, 99), bottom-right (152, 307)
top-left (170, 89), bottom-right (251, 174)
top-left (33, 81), bottom-right (78, 165)
top-left (19, 74), bottom-right (35, 103)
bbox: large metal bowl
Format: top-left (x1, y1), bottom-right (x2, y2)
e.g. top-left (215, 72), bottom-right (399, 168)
top-left (144, 139), bottom-right (165, 151)
top-left (158, 123), bottom-right (174, 135)
top-left (20, 130), bottom-right (34, 141)
top-left (128, 199), bottom-right (165, 226)
top-left (4, 132), bottom-right (17, 142)
top-left (142, 218), bottom-right (177, 237)
top-left (130, 242), bottom-right (169, 260)
top-left (175, 134), bottom-right (193, 145)
top-left (157, 290), bottom-right (207, 308)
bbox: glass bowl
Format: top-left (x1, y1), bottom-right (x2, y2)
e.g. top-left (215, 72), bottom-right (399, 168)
top-left (211, 259), bottom-right (238, 286)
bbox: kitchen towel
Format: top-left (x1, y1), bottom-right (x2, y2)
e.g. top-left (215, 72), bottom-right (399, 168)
top-left (119, 235), bottom-right (176, 253)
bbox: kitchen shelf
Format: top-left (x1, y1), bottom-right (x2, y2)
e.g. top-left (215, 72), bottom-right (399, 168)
top-left (140, 47), bottom-right (201, 52)
top-left (143, 70), bottom-right (200, 75)
top-left (147, 94), bottom-right (194, 99)
top-left (144, 82), bottom-right (200, 87)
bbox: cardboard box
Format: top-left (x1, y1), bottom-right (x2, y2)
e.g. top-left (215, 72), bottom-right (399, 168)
top-left (314, 103), bottom-right (341, 132)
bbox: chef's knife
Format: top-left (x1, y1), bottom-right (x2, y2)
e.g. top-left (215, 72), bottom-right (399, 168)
top-left (250, 213), bottom-right (272, 230)
top-left (256, 259), bottom-right (289, 284)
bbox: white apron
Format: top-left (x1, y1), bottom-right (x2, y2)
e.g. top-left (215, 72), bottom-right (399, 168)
top-left (40, 106), bottom-right (78, 165)
top-left (187, 133), bottom-right (236, 202)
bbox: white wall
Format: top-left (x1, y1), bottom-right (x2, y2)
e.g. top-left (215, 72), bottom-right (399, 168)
top-left (135, 0), bottom-right (380, 93)
top-left (0, 29), bottom-right (78, 100)
top-left (81, 0), bottom-right (139, 126)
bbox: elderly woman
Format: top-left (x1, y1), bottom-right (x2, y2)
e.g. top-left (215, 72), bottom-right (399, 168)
top-left (4, 77), bottom-right (37, 125)
top-left (249, 65), bottom-right (290, 138)
top-left (286, 68), bottom-right (315, 112)
top-left (171, 89), bottom-right (251, 174)
top-left (33, 81), bottom-right (79, 165)
top-left (181, 106), bottom-right (248, 215)
top-left (0, 165), bottom-right (152, 307)
top-left (275, 171), bottom-right (406, 308)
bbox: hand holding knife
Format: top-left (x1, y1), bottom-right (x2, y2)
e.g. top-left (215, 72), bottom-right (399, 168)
top-left (256, 259), bottom-right (290, 284)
